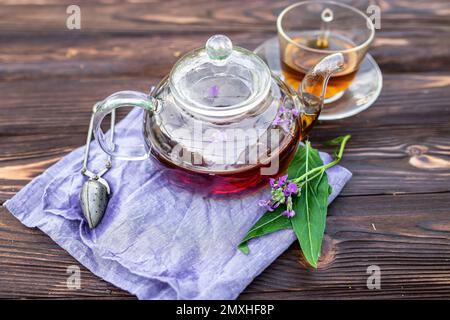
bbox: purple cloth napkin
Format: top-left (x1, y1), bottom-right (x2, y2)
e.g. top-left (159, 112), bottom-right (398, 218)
top-left (4, 108), bottom-right (351, 300)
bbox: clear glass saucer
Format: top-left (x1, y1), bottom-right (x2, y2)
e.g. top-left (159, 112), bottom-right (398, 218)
top-left (254, 37), bottom-right (382, 120)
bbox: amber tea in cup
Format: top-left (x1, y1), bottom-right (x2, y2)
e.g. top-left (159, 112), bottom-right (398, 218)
top-left (278, 1), bottom-right (374, 102)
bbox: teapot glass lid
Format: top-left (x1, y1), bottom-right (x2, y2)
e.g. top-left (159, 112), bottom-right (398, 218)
top-left (169, 35), bottom-right (271, 120)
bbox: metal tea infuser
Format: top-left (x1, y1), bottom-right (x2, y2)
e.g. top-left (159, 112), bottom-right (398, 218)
top-left (79, 104), bottom-right (116, 229)
top-left (79, 87), bottom-right (156, 228)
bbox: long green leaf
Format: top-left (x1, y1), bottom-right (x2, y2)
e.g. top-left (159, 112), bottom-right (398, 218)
top-left (289, 142), bottom-right (329, 268)
top-left (238, 136), bottom-right (350, 267)
top-left (288, 142), bottom-right (321, 178)
top-left (238, 206), bottom-right (292, 254)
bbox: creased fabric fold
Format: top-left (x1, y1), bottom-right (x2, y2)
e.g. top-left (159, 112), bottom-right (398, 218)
top-left (4, 108), bottom-right (352, 299)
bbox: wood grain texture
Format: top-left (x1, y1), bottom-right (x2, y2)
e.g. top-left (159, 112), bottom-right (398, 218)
top-left (0, 0), bottom-right (449, 299)
top-left (0, 0), bottom-right (449, 82)
top-left (2, 192), bottom-right (450, 299)
top-left (0, 207), bottom-right (132, 299)
top-left (1, 73), bottom-right (449, 201)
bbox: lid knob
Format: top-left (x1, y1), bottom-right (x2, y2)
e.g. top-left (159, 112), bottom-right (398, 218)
top-left (206, 35), bottom-right (233, 61)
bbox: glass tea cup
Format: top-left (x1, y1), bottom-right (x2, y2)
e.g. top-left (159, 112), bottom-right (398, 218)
top-left (277, 1), bottom-right (375, 102)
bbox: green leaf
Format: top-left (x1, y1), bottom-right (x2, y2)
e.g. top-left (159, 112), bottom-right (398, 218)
top-left (288, 142), bottom-right (322, 178)
top-left (237, 243), bottom-right (250, 255)
top-left (290, 141), bottom-right (329, 268)
top-left (237, 135), bottom-right (350, 268)
top-left (238, 206), bottom-right (292, 254)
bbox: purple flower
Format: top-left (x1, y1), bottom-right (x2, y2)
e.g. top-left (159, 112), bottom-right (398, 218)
top-left (278, 175), bottom-right (288, 186)
top-left (279, 105), bottom-right (287, 114)
top-left (284, 182), bottom-right (298, 196)
top-left (273, 114), bottom-right (293, 135)
top-left (282, 118), bottom-right (292, 132)
top-left (287, 182), bottom-right (298, 193)
top-left (272, 116), bottom-right (283, 126)
top-left (207, 85), bottom-right (220, 99)
top-left (292, 108), bottom-right (300, 117)
top-left (258, 199), bottom-right (275, 212)
top-left (269, 178), bottom-right (276, 188)
top-left (282, 210), bottom-right (295, 218)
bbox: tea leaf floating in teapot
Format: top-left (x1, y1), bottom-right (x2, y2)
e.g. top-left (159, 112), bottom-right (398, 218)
top-left (272, 104), bottom-right (299, 134)
top-left (206, 85), bottom-right (220, 99)
top-left (238, 135), bottom-right (351, 268)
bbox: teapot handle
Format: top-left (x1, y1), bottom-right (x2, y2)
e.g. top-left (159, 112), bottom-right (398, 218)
top-left (92, 90), bottom-right (159, 161)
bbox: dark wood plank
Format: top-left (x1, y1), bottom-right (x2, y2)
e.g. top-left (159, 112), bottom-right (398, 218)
top-left (0, 72), bottom-right (449, 202)
top-left (243, 192), bottom-right (450, 299)
top-left (0, 0), bottom-right (449, 81)
top-left (0, 207), bottom-right (133, 299)
top-left (2, 30), bottom-right (449, 82)
top-left (0, 0), bottom-right (448, 33)
top-left (2, 192), bottom-right (450, 299)
top-left (1, 29), bottom-right (449, 81)
top-left (1, 124), bottom-right (449, 203)
top-left (1, 72), bottom-right (448, 134)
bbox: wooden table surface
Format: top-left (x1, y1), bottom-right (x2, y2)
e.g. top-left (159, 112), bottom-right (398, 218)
top-left (1, 0), bottom-right (449, 299)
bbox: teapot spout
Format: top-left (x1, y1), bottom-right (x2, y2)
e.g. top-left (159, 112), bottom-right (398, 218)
top-left (299, 53), bottom-right (344, 114)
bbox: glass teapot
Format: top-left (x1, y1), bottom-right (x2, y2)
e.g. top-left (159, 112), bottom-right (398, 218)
top-left (92, 35), bottom-right (343, 194)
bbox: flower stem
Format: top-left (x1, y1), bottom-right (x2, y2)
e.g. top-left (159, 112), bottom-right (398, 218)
top-left (292, 135), bottom-right (351, 184)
